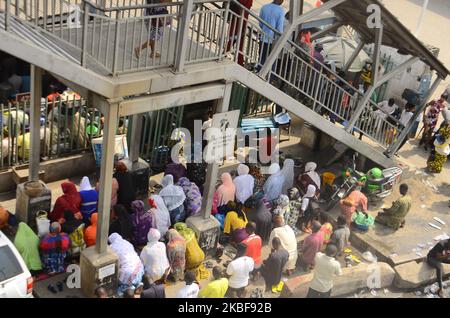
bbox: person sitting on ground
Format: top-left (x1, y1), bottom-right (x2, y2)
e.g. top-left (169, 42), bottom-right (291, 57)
top-left (49, 182), bottom-right (82, 223)
top-left (109, 204), bottom-right (134, 242)
top-left (261, 237), bottom-right (289, 293)
top-left (272, 194), bottom-right (290, 219)
top-left (241, 222), bottom-right (262, 280)
top-left (215, 173), bottom-right (236, 213)
top-left (223, 201), bottom-right (249, 244)
top-left (140, 274), bottom-right (166, 298)
top-left (84, 213), bottom-right (98, 247)
top-left (319, 213), bottom-right (333, 248)
top-left (286, 187), bottom-right (302, 235)
top-left (176, 271), bottom-right (199, 298)
top-left (39, 222), bottom-right (70, 274)
top-left (246, 199), bottom-right (272, 243)
top-left (269, 215), bottom-right (298, 276)
top-left (108, 233), bottom-right (145, 295)
top-left (150, 195), bottom-right (171, 237)
top-left (61, 210), bottom-right (86, 256)
top-left (233, 164), bottom-right (255, 204)
top-left (300, 221), bottom-right (324, 271)
top-left (131, 200), bottom-right (155, 247)
top-left (297, 162), bottom-right (321, 196)
top-left (375, 183), bottom-right (411, 230)
top-left (226, 243), bottom-right (254, 298)
top-left (94, 287), bottom-right (108, 298)
top-left (165, 229), bottom-right (187, 282)
top-left (78, 176), bottom-right (98, 223)
top-left (298, 184), bottom-right (318, 234)
top-left (164, 157), bottom-right (187, 184)
top-left (331, 216), bottom-right (350, 256)
top-left (14, 222), bottom-right (42, 272)
top-left (140, 228), bottom-right (170, 283)
top-left (426, 238), bottom-right (450, 298)
top-left (339, 189), bottom-right (368, 227)
top-left (198, 266), bottom-right (229, 298)
top-left (307, 244), bottom-right (342, 298)
top-left (113, 161), bottom-right (136, 213)
top-left (159, 174), bottom-right (187, 225)
top-left (177, 177), bottom-right (202, 218)
top-left (263, 163), bottom-right (285, 203)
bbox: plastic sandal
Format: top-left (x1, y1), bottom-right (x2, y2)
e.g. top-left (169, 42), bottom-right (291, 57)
top-left (47, 284), bottom-right (57, 294)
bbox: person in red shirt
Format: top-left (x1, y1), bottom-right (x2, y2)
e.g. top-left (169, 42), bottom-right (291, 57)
top-left (226, 0), bottom-right (253, 66)
top-left (242, 222), bottom-right (262, 280)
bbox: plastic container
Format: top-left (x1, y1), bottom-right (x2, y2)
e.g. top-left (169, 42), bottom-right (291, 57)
top-left (36, 210), bottom-right (50, 237)
top-left (322, 172), bottom-right (336, 187)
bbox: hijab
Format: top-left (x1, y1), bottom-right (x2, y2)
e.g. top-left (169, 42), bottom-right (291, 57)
top-left (131, 200), bottom-right (154, 246)
top-left (159, 174), bottom-right (186, 211)
top-left (151, 195), bottom-right (171, 237)
top-left (303, 184), bottom-right (317, 199)
top-left (305, 162), bottom-right (321, 190)
top-left (147, 228), bottom-right (161, 246)
top-left (79, 176), bottom-right (93, 192)
top-left (177, 177), bottom-right (202, 217)
top-left (216, 172), bottom-right (236, 206)
top-left (263, 163), bottom-right (285, 202)
top-left (280, 159), bottom-right (295, 194)
top-left (50, 182), bottom-right (82, 221)
top-left (233, 164), bottom-right (254, 204)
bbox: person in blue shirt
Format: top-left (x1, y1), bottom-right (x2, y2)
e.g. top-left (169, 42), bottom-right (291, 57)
top-left (79, 176), bottom-right (99, 223)
top-left (258, 0), bottom-right (285, 70)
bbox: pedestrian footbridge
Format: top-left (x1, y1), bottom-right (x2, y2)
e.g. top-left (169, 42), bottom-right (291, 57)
top-left (1, 0), bottom-right (448, 168)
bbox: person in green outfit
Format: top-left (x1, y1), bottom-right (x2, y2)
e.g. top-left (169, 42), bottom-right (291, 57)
top-left (14, 222), bottom-right (42, 271)
top-left (375, 184), bottom-right (411, 230)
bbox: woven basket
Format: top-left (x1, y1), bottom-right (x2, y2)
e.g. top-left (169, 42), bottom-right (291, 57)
top-left (24, 181), bottom-right (44, 197)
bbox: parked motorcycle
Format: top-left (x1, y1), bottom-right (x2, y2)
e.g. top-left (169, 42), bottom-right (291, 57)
top-left (325, 153), bottom-right (402, 211)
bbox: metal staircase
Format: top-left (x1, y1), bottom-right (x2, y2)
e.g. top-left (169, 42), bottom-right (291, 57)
top-left (0, 0), bottom-right (416, 167)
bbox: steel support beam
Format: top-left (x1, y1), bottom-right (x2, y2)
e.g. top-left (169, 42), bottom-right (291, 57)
top-left (96, 99), bottom-right (119, 254)
top-left (29, 65), bottom-right (42, 182)
top-left (343, 40), bottom-right (365, 72)
top-left (375, 56), bottom-right (420, 88)
top-left (371, 25), bottom-right (383, 86)
top-left (200, 82), bottom-right (233, 219)
top-left (258, 0), bottom-right (347, 78)
top-left (118, 83), bottom-right (226, 117)
top-left (384, 76), bottom-right (442, 157)
top-left (311, 21), bottom-right (344, 40)
top-left (174, 0), bottom-right (194, 73)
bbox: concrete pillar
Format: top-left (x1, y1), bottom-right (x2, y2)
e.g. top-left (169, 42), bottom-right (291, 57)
top-left (80, 98), bottom-right (119, 297)
top-left (129, 114), bottom-right (143, 165)
top-left (186, 82), bottom-right (233, 258)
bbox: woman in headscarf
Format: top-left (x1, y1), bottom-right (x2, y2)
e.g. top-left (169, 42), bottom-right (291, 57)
top-left (223, 201), bottom-right (249, 244)
top-left (269, 215), bottom-right (298, 276)
top-left (150, 195), bottom-right (171, 237)
top-left (297, 162), bottom-right (321, 196)
top-left (14, 222), bottom-right (42, 272)
top-left (61, 210), bottom-right (86, 255)
top-left (427, 123), bottom-right (450, 173)
top-left (280, 159), bottom-right (295, 195)
top-left (174, 223), bottom-right (206, 273)
top-left (108, 233), bottom-right (145, 295)
top-left (109, 204), bottom-right (134, 242)
top-left (247, 200), bottom-right (272, 243)
top-left (79, 176), bottom-right (98, 223)
top-left (233, 164), bottom-right (254, 204)
top-left (113, 161), bottom-right (136, 213)
top-left (140, 228), bottom-right (170, 283)
top-left (263, 163), bottom-right (285, 203)
top-left (215, 173), bottom-right (236, 211)
top-left (49, 182), bottom-right (82, 223)
top-left (159, 174), bottom-right (186, 225)
top-left (272, 194), bottom-right (290, 219)
top-left (339, 190), bottom-right (368, 226)
top-left (286, 187), bottom-right (302, 235)
top-left (177, 177), bottom-right (202, 218)
top-left (298, 184), bottom-right (318, 234)
top-left (130, 200), bottom-right (155, 246)
top-left (165, 157), bottom-right (187, 183)
top-left (166, 228), bottom-right (187, 282)
top-left (84, 213), bottom-right (98, 247)
top-left (39, 222), bottom-right (70, 274)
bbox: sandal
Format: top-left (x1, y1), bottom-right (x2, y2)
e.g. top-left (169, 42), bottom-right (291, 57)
top-left (57, 281), bottom-right (64, 292)
top-left (47, 284), bottom-right (57, 294)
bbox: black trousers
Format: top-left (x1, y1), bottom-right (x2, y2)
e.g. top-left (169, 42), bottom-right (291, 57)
top-left (307, 288), bottom-right (332, 298)
top-left (427, 256), bottom-right (449, 289)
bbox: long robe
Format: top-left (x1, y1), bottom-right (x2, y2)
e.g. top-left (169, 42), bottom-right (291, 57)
top-left (247, 204), bottom-right (273, 243)
top-left (376, 195), bottom-right (412, 230)
top-left (14, 222), bottom-right (42, 271)
top-left (261, 248), bottom-right (289, 287)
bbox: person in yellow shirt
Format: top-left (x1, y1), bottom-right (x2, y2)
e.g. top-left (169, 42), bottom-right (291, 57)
top-left (223, 202), bottom-right (249, 244)
top-left (198, 266), bottom-right (229, 298)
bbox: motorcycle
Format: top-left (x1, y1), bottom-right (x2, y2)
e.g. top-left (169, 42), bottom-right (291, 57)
top-left (325, 153), bottom-right (403, 211)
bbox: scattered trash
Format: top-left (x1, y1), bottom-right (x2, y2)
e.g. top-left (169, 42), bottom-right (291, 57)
top-left (429, 223), bottom-right (442, 230)
top-left (426, 293), bottom-right (435, 298)
top-left (415, 252), bottom-right (423, 257)
top-left (429, 283), bottom-right (440, 294)
top-left (389, 253), bottom-right (398, 258)
top-left (362, 251), bottom-right (377, 263)
top-left (427, 242), bottom-right (434, 246)
top-left (349, 255), bottom-right (361, 263)
top-left (370, 289), bottom-right (377, 296)
top-left (420, 204), bottom-right (427, 209)
top-left (414, 291), bottom-right (422, 296)
top-left (359, 289), bottom-right (365, 295)
top-left (412, 248), bottom-right (418, 252)
top-left (344, 248), bottom-right (352, 254)
top-left (383, 288), bottom-right (388, 295)
top-left (433, 217), bottom-right (446, 225)
top-left (417, 243), bottom-right (426, 249)
top-left (419, 195), bottom-right (426, 201)
top-left (434, 234), bottom-right (450, 241)
top-left (353, 293), bottom-right (359, 298)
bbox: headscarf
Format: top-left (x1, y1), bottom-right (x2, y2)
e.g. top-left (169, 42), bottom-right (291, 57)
top-left (159, 174), bottom-right (186, 211)
top-left (61, 210), bottom-right (83, 234)
top-left (84, 213), bottom-right (98, 247)
top-left (233, 164), bottom-right (254, 204)
top-left (50, 182), bottom-right (81, 222)
top-left (273, 194), bottom-right (290, 218)
top-left (147, 228), bottom-right (161, 245)
top-left (79, 176), bottom-right (93, 191)
top-left (151, 195), bottom-right (171, 237)
top-left (263, 163), bottom-right (285, 202)
top-left (177, 177), bottom-right (202, 217)
top-left (303, 184), bottom-right (317, 199)
top-left (131, 200), bottom-right (154, 246)
top-left (280, 159), bottom-right (295, 194)
top-left (165, 161), bottom-right (187, 184)
top-left (305, 162), bottom-right (321, 190)
top-left (108, 233), bottom-right (143, 285)
top-left (216, 173), bottom-right (236, 207)
top-left (14, 222), bottom-right (42, 271)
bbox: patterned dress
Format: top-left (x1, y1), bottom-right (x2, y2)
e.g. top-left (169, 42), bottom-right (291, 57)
top-left (39, 233), bottom-right (70, 274)
top-left (427, 125), bottom-right (450, 173)
top-left (286, 199), bottom-right (302, 235)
